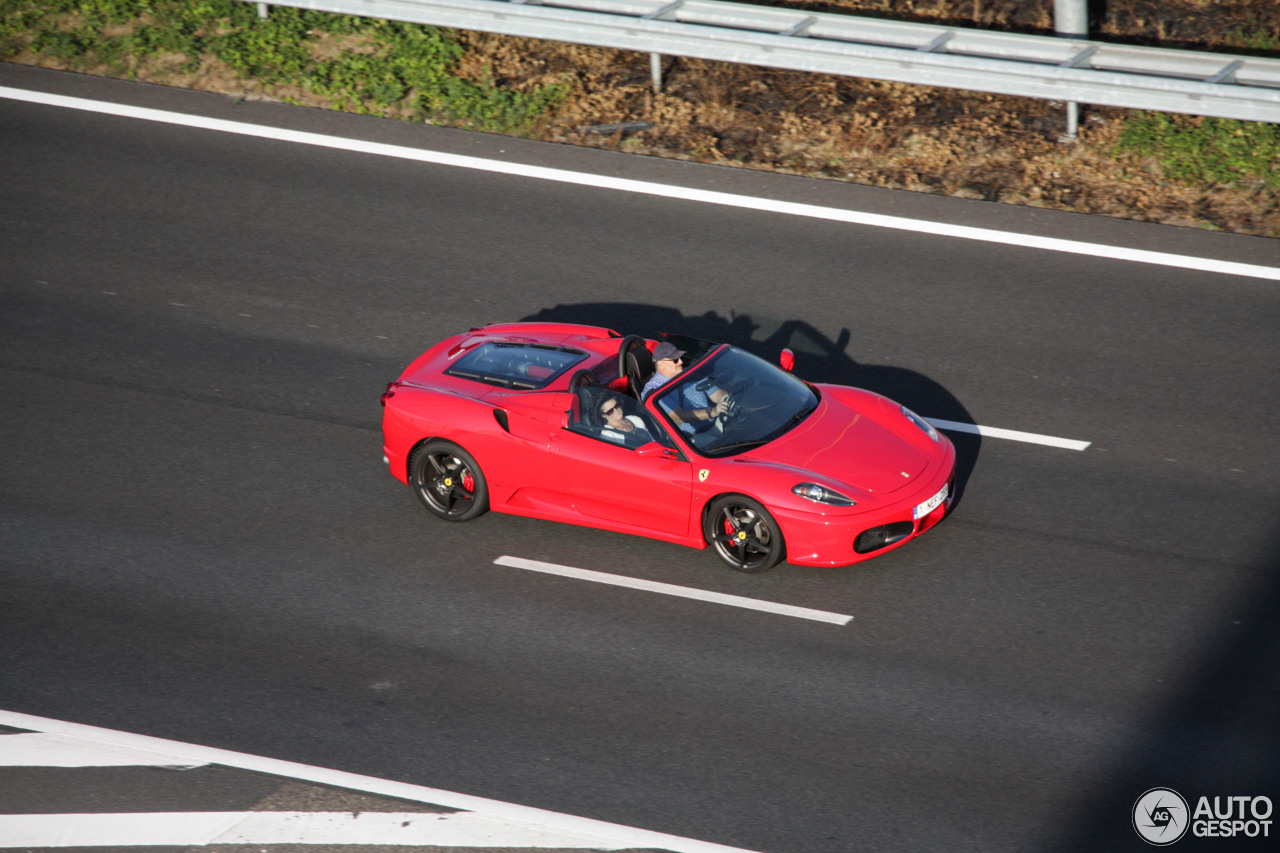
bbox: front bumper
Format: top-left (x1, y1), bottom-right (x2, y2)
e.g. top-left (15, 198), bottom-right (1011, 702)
top-left (775, 446), bottom-right (956, 568)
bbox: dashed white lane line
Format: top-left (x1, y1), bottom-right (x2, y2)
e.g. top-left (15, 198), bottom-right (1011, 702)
top-left (3, 85), bottom-right (1278, 282)
top-left (927, 418), bottom-right (1092, 451)
top-left (494, 556), bottom-right (854, 625)
top-left (0, 711), bottom-right (763, 853)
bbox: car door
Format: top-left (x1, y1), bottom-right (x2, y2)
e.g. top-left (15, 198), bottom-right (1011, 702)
top-left (549, 397), bottom-right (693, 536)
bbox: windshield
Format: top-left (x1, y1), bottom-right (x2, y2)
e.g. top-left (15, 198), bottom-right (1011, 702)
top-left (651, 346), bottom-right (819, 457)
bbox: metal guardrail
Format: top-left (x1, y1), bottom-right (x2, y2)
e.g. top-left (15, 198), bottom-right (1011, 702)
top-left (249, 0), bottom-right (1280, 124)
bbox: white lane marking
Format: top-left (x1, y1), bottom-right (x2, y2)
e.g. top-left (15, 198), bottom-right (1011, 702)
top-left (926, 418), bottom-right (1092, 451)
top-left (0, 711), bottom-right (762, 853)
top-left (0, 811), bottom-right (640, 848)
top-left (3, 85), bottom-right (1278, 283)
top-left (494, 556), bottom-right (853, 625)
top-left (0, 732), bottom-right (204, 768)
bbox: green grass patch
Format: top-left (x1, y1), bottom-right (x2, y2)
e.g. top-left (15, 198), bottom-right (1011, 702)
top-left (1220, 28), bottom-right (1280, 54)
top-left (1116, 111), bottom-right (1280, 187)
top-left (1, 0), bottom-right (567, 134)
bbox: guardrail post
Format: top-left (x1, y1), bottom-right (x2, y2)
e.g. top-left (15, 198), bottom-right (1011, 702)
top-left (1055, 0), bottom-right (1088, 141)
top-left (642, 2), bottom-right (685, 94)
top-left (257, 3), bottom-right (269, 18)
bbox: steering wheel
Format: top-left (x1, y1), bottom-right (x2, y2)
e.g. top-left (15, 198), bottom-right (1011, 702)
top-left (711, 379), bottom-right (752, 430)
top-left (709, 409), bottom-right (772, 454)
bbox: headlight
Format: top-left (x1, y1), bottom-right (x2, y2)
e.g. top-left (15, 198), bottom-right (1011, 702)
top-left (793, 483), bottom-right (857, 506)
top-left (901, 406), bottom-right (939, 442)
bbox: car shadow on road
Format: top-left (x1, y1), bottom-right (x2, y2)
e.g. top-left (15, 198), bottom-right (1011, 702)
top-left (520, 303), bottom-right (981, 505)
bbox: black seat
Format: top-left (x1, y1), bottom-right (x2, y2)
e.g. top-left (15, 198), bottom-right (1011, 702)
top-left (581, 387), bottom-right (605, 429)
top-left (568, 368), bottom-right (596, 392)
top-left (619, 336), bottom-right (654, 400)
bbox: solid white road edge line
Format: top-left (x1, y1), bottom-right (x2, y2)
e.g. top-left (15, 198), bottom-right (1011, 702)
top-left (0, 711), bottom-right (764, 853)
top-left (0, 732), bottom-right (204, 768)
top-left (0, 811), bottom-right (641, 848)
top-left (494, 556), bottom-right (854, 625)
top-left (926, 418), bottom-right (1092, 451)
top-left (3, 85), bottom-right (1278, 283)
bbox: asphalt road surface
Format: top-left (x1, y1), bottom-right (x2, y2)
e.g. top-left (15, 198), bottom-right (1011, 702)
top-left (2, 63), bottom-right (1278, 852)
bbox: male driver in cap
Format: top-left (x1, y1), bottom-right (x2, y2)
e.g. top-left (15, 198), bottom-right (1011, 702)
top-left (641, 342), bottom-right (685, 398)
top-left (643, 341), bottom-right (729, 431)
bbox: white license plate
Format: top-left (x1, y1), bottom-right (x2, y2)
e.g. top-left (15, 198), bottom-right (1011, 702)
top-left (913, 482), bottom-right (949, 520)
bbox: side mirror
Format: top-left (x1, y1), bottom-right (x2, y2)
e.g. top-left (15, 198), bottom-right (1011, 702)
top-left (779, 348), bottom-right (795, 372)
top-left (636, 442), bottom-right (677, 459)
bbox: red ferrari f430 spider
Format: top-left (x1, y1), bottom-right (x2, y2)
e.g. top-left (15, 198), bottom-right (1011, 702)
top-left (381, 323), bottom-right (954, 572)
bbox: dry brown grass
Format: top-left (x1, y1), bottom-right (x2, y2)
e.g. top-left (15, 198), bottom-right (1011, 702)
top-left (453, 0), bottom-right (1280, 236)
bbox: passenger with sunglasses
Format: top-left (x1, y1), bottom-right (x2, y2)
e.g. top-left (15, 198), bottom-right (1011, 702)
top-left (599, 395), bottom-right (652, 446)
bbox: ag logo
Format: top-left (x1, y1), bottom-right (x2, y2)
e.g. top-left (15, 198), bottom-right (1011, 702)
top-left (1134, 788), bottom-right (1190, 845)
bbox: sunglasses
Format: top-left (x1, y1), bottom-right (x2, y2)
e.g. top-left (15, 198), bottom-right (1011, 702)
top-left (601, 404), bottom-right (621, 416)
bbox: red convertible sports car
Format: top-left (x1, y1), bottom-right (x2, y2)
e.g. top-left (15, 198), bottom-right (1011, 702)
top-left (381, 322), bottom-right (954, 572)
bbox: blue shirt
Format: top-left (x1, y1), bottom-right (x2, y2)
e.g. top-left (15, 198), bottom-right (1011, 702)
top-left (642, 372), bottom-right (669, 399)
top-left (650, 375), bottom-right (718, 433)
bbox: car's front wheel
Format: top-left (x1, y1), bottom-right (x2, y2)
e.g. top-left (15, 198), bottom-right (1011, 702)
top-left (704, 495), bottom-right (785, 573)
top-left (410, 440), bottom-right (489, 521)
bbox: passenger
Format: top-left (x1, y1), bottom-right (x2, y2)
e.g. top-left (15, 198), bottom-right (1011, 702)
top-left (600, 396), bottom-right (652, 445)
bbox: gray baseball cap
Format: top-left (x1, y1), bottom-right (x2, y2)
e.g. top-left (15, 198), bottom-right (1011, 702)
top-left (652, 341), bottom-right (685, 362)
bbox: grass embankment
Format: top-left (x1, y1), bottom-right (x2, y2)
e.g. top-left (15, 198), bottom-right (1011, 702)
top-left (0, 0), bottom-right (566, 132)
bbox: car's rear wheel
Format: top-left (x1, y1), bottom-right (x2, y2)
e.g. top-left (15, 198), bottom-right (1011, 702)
top-left (704, 495), bottom-right (785, 573)
top-left (410, 440), bottom-right (489, 521)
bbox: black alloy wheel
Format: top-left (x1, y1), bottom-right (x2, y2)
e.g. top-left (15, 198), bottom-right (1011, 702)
top-left (704, 495), bottom-right (785, 573)
top-left (410, 440), bottom-right (489, 521)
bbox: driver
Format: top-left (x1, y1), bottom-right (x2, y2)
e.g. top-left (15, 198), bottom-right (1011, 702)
top-left (644, 342), bottom-right (729, 432)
